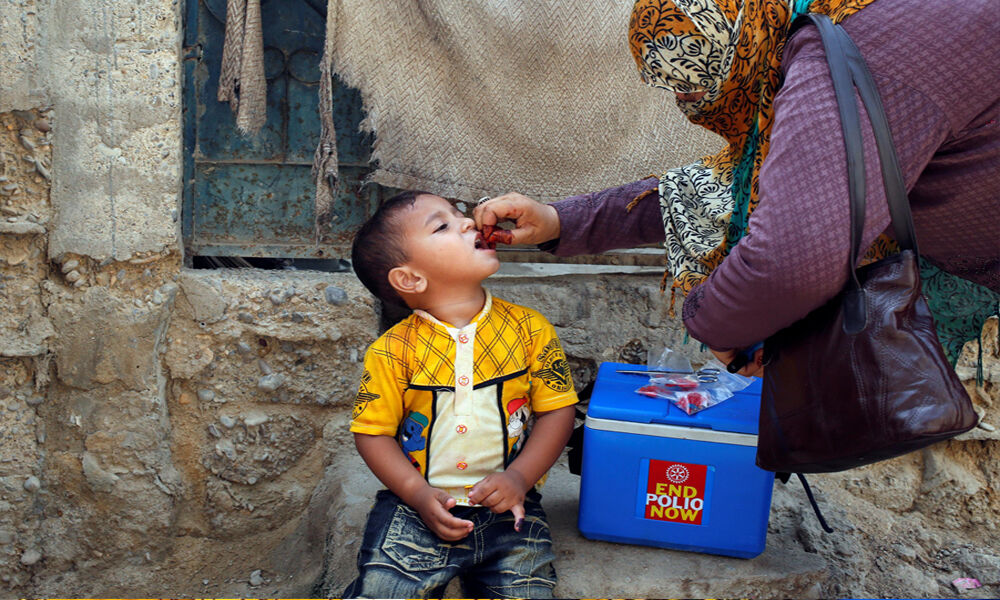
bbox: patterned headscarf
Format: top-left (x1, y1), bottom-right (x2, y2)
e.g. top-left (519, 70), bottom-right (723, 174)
top-left (629, 0), bottom-right (1000, 365)
top-left (628, 0), bottom-right (876, 296)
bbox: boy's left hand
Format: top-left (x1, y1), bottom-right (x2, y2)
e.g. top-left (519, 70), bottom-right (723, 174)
top-left (467, 471), bottom-right (528, 531)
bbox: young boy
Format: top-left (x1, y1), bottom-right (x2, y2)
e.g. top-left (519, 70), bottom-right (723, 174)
top-left (344, 190), bottom-right (578, 599)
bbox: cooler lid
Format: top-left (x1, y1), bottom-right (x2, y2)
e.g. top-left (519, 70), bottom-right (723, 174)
top-left (586, 361), bottom-right (762, 435)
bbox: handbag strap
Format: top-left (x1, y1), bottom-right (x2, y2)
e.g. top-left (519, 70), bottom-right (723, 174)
top-left (796, 473), bottom-right (834, 533)
top-left (803, 14), bottom-right (920, 333)
top-left (832, 22), bottom-right (919, 256)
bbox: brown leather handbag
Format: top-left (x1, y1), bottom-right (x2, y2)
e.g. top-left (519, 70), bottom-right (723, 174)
top-left (756, 14), bottom-right (978, 473)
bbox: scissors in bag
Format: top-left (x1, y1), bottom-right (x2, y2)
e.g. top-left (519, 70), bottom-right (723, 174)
top-left (616, 367), bottom-right (721, 383)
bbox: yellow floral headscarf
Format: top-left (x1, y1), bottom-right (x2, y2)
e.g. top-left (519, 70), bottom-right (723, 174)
top-left (627, 0), bottom-right (878, 297)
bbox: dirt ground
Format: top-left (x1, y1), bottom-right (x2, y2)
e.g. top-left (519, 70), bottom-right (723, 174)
top-left (33, 438), bottom-right (996, 599)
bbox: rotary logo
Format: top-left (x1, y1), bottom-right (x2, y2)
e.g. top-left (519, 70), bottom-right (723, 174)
top-left (665, 463), bottom-right (689, 484)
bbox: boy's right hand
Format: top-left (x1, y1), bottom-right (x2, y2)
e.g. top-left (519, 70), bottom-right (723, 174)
top-left (412, 486), bottom-right (475, 541)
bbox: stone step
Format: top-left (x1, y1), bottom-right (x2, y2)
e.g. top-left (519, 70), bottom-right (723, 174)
top-left (315, 452), bottom-right (829, 598)
top-left (542, 466), bottom-right (827, 598)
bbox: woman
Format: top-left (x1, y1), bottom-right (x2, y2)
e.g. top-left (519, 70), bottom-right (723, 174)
top-left (474, 0), bottom-right (999, 374)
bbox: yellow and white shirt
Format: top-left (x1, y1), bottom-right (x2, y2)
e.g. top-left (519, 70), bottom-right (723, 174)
top-left (350, 291), bottom-right (577, 504)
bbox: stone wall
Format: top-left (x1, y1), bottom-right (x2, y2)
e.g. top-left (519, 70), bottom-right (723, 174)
top-left (0, 105), bottom-right (55, 590)
top-left (0, 1), bottom-right (997, 598)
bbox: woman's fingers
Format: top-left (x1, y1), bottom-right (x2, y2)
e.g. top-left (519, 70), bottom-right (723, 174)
top-left (473, 193), bottom-right (560, 245)
top-left (740, 348), bottom-right (766, 378)
top-left (473, 193), bottom-right (523, 228)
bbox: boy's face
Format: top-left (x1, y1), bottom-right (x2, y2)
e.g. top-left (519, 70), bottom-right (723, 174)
top-left (398, 194), bottom-right (500, 290)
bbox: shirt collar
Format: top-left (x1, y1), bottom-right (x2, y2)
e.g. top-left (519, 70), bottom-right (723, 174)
top-left (413, 289), bottom-right (492, 336)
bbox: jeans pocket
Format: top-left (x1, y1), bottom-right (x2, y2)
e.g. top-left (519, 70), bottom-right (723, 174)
top-left (381, 503), bottom-right (450, 572)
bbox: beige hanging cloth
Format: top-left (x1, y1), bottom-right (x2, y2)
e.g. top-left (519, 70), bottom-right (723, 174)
top-left (217, 0), bottom-right (267, 136)
top-left (313, 0), bottom-right (722, 207)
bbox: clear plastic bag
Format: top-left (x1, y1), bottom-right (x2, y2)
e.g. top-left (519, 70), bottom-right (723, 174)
top-left (634, 356), bottom-right (755, 415)
top-left (635, 380), bottom-right (730, 415)
top-left (647, 345), bottom-right (693, 373)
top-left (700, 358), bottom-right (755, 395)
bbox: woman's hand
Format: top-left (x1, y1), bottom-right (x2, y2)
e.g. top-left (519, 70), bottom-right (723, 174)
top-left (710, 347), bottom-right (765, 378)
top-left (473, 192), bottom-right (561, 246)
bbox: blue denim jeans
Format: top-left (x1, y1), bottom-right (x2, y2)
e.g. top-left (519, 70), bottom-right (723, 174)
top-left (343, 489), bottom-right (557, 599)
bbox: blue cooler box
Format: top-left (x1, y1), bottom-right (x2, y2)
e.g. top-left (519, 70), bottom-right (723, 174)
top-left (578, 361), bottom-right (775, 558)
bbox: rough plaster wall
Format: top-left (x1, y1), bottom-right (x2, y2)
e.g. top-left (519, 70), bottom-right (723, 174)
top-left (0, 0), bottom-right (182, 261)
top-left (41, 0), bottom-right (182, 261)
top-left (0, 0), bottom-right (186, 591)
top-left (38, 278), bottom-right (181, 574)
top-left (163, 270), bottom-right (375, 544)
top-left (0, 112), bottom-right (53, 358)
top-left (14, 266), bottom-right (380, 598)
top-left (0, 1), bottom-right (46, 110)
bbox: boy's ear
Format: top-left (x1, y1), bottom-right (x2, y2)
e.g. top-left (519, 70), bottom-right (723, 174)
top-left (388, 265), bottom-right (427, 296)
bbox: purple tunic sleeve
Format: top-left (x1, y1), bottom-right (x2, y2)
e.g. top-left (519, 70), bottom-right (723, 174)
top-left (546, 177), bottom-right (663, 256)
top-left (681, 23), bottom-right (950, 350)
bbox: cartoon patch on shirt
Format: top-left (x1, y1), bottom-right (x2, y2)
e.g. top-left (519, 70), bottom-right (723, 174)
top-left (531, 339), bottom-right (572, 392)
top-left (400, 411), bottom-right (429, 470)
top-left (506, 396), bottom-right (530, 438)
top-left (353, 370), bottom-right (380, 419)
top-left (400, 411), bottom-right (428, 459)
top-left (507, 396), bottom-right (531, 456)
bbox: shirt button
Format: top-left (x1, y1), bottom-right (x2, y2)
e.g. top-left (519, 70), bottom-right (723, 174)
top-left (456, 424), bottom-right (468, 434)
top-left (458, 375), bottom-right (470, 386)
top-left (457, 461), bottom-right (468, 470)
top-left (458, 334), bottom-right (469, 344)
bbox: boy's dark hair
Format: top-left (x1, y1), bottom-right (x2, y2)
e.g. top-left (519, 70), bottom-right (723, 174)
top-left (351, 190), bottom-right (430, 307)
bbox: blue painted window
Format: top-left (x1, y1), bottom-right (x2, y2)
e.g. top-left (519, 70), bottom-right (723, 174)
top-left (182, 0), bottom-right (393, 262)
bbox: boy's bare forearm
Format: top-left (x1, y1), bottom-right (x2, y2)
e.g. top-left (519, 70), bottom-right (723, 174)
top-left (354, 433), bottom-right (429, 505)
top-left (505, 405), bottom-right (576, 490)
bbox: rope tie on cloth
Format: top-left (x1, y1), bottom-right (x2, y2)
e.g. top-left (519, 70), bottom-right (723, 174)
top-left (218, 0), bottom-right (267, 135)
top-left (624, 174), bottom-right (661, 213)
top-left (312, 0), bottom-right (340, 237)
